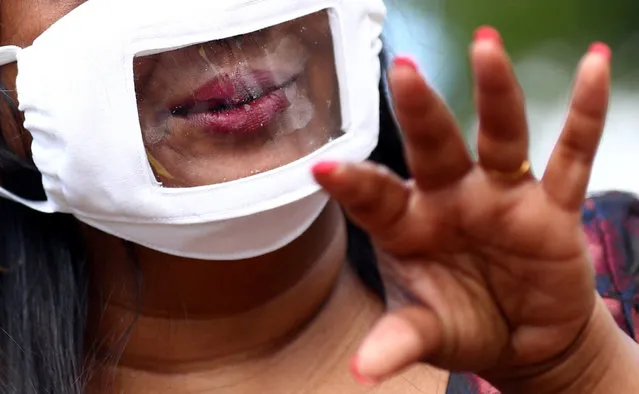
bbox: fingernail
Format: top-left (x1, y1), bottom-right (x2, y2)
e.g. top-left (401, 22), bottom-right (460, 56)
top-left (392, 55), bottom-right (419, 72)
top-left (312, 161), bottom-right (340, 176)
top-left (349, 355), bottom-right (378, 386)
top-left (587, 41), bottom-right (612, 61)
top-left (473, 25), bottom-right (503, 46)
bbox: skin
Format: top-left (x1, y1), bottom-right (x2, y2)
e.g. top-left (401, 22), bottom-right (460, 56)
top-left (315, 32), bottom-right (639, 393)
top-left (0, 2), bottom-right (447, 393)
top-left (135, 10), bottom-right (342, 187)
top-left (2, 1), bottom-right (638, 394)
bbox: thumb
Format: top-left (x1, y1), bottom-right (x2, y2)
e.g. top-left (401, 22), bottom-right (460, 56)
top-left (351, 306), bottom-right (444, 385)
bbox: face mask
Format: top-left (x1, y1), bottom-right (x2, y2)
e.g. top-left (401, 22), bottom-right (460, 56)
top-left (0, 0), bottom-right (386, 260)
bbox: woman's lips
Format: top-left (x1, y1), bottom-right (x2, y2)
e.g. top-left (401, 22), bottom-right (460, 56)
top-left (169, 71), bottom-right (294, 135)
top-left (183, 88), bottom-right (290, 135)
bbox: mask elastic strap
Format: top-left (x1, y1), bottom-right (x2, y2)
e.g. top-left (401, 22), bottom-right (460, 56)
top-left (0, 46), bottom-right (21, 66)
top-left (0, 186), bottom-right (56, 213)
top-left (0, 45), bottom-right (54, 213)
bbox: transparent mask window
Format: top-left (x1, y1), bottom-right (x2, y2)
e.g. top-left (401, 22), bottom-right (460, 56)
top-left (133, 10), bottom-right (343, 188)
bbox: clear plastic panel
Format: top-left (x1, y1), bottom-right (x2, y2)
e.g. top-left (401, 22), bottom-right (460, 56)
top-left (133, 10), bottom-right (342, 188)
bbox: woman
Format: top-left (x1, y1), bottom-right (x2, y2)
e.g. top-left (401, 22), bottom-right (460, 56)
top-left (0, 1), bottom-right (635, 394)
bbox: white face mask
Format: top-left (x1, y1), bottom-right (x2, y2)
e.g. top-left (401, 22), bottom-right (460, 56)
top-left (0, 0), bottom-right (386, 260)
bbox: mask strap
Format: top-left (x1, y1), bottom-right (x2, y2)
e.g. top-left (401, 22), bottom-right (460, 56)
top-left (0, 46), bottom-right (21, 66)
top-left (0, 186), bottom-right (56, 213)
top-left (0, 45), bottom-right (53, 213)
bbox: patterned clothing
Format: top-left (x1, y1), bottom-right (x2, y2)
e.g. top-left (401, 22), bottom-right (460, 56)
top-left (446, 192), bottom-right (639, 393)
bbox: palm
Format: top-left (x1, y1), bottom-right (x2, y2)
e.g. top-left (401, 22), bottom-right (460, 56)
top-left (313, 32), bottom-right (610, 383)
top-left (403, 177), bottom-right (593, 371)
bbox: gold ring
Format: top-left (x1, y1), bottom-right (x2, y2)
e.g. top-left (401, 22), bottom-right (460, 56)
top-left (488, 159), bottom-right (531, 181)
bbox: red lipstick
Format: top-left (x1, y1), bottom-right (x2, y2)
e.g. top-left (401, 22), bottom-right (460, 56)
top-left (170, 70), bottom-right (293, 135)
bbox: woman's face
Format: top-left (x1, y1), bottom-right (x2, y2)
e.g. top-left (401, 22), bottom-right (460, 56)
top-left (1, 2), bottom-right (343, 187)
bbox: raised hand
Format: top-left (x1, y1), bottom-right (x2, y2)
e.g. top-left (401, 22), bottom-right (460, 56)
top-left (312, 26), bottom-right (612, 389)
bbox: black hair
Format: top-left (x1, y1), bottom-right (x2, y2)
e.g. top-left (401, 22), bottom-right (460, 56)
top-left (0, 109), bottom-right (89, 393)
top-left (0, 48), bottom-right (407, 394)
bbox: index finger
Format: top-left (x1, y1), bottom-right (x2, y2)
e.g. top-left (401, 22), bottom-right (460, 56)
top-left (389, 57), bottom-right (473, 190)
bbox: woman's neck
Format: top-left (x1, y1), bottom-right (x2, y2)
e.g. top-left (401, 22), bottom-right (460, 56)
top-left (89, 265), bottom-right (393, 394)
top-left (82, 202), bottom-right (378, 388)
top-left (83, 202), bottom-right (449, 394)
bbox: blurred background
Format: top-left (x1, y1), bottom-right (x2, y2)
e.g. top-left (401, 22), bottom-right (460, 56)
top-left (383, 0), bottom-right (639, 195)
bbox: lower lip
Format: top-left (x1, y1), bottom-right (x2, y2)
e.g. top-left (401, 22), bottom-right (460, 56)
top-left (185, 87), bottom-right (290, 136)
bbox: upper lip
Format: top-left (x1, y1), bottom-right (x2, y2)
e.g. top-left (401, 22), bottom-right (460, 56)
top-left (169, 69), bottom-right (294, 117)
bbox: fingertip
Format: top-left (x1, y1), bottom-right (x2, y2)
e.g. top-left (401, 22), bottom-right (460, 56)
top-left (579, 42), bottom-right (612, 77)
top-left (392, 54), bottom-right (420, 73)
top-left (387, 57), bottom-right (432, 114)
top-left (469, 30), bottom-right (511, 81)
top-left (388, 56), bottom-right (425, 94)
top-left (470, 26), bottom-right (504, 60)
top-left (587, 41), bottom-right (612, 62)
top-left (355, 314), bottom-right (425, 383)
top-left (575, 43), bottom-right (612, 90)
top-left (311, 161), bottom-right (341, 178)
top-left (349, 355), bottom-right (379, 387)
top-left (473, 25), bottom-right (503, 47)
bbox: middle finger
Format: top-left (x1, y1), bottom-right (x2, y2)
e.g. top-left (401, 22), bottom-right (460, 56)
top-left (472, 27), bottom-right (530, 176)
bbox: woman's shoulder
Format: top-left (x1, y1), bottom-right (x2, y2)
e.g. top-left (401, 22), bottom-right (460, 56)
top-left (445, 191), bottom-right (639, 394)
top-left (582, 191), bottom-right (639, 339)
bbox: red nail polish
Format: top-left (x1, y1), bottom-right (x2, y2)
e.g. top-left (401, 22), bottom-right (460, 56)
top-left (393, 55), bottom-right (419, 72)
top-left (349, 356), bottom-right (377, 387)
top-left (588, 41), bottom-right (612, 61)
top-left (312, 161), bottom-right (340, 176)
top-left (473, 25), bottom-right (503, 46)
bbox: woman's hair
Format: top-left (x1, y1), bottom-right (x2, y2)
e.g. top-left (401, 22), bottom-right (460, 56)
top-left (0, 47), bottom-right (407, 394)
top-left (0, 111), bottom-right (89, 393)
